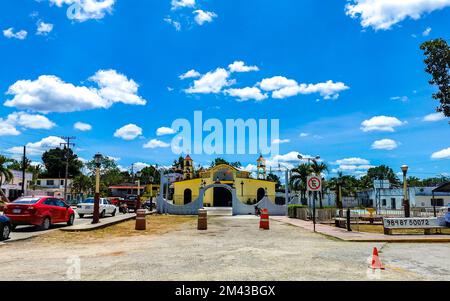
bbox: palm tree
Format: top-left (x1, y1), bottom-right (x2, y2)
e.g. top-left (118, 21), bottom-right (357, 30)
top-left (0, 155), bottom-right (13, 203)
top-left (290, 163), bottom-right (312, 205)
top-left (310, 161), bottom-right (329, 208)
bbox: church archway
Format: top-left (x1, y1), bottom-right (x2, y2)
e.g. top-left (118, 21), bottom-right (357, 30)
top-left (257, 188), bottom-right (266, 202)
top-left (184, 189), bottom-right (192, 204)
top-left (213, 187), bottom-right (232, 207)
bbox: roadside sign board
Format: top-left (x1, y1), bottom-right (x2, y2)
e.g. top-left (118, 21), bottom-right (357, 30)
top-left (383, 217), bottom-right (443, 229)
top-left (307, 176), bottom-right (322, 192)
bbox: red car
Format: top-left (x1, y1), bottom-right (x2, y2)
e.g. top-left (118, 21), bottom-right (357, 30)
top-left (4, 196), bottom-right (75, 230)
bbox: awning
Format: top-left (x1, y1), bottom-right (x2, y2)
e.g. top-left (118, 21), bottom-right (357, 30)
top-left (433, 182), bottom-right (450, 193)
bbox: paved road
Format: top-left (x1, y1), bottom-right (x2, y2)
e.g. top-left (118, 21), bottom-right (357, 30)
top-left (2, 215), bottom-right (449, 280)
top-left (4, 211), bottom-right (130, 243)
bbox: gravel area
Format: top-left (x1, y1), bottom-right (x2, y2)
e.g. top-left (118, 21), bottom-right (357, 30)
top-left (1, 215), bottom-right (449, 281)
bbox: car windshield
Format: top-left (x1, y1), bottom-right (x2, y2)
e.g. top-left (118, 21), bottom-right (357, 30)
top-left (83, 199), bottom-right (95, 204)
top-left (13, 198), bottom-right (41, 204)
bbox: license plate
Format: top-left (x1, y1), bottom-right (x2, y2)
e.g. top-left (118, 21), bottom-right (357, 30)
top-left (12, 209), bottom-right (21, 214)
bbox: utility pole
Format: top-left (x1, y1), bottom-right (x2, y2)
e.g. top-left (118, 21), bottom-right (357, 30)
top-left (21, 146), bottom-right (26, 196)
top-left (60, 136), bottom-right (76, 202)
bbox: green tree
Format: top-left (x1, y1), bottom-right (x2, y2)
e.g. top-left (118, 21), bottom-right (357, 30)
top-left (41, 148), bottom-right (83, 178)
top-left (72, 174), bottom-right (93, 197)
top-left (86, 156), bottom-right (125, 196)
top-left (420, 38), bottom-right (450, 117)
top-left (267, 173), bottom-right (281, 190)
top-left (365, 165), bottom-right (400, 186)
top-left (290, 163), bottom-right (312, 205)
top-left (310, 161), bottom-right (329, 208)
top-left (140, 165), bottom-right (160, 184)
top-left (0, 156), bottom-right (14, 203)
top-left (210, 158), bottom-right (242, 168)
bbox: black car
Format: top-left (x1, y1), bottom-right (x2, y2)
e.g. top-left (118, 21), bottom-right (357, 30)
top-left (0, 215), bottom-right (11, 241)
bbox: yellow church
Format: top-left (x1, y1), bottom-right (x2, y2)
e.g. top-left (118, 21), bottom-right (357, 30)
top-left (173, 155), bottom-right (276, 207)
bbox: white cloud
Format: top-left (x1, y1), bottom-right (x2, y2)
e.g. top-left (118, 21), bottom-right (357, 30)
top-left (171, 0), bottom-right (196, 10)
top-left (3, 28), bottom-right (27, 40)
top-left (300, 133), bottom-right (310, 138)
top-left (390, 96), bottom-right (408, 102)
top-left (6, 112), bottom-right (56, 130)
top-left (49, 0), bottom-right (115, 22)
top-left (345, 0), bottom-right (450, 30)
top-left (371, 139), bottom-right (399, 150)
top-left (431, 147), bottom-right (450, 160)
top-left (143, 139), bottom-right (170, 149)
top-left (0, 122), bottom-right (21, 137)
top-left (132, 162), bottom-right (150, 172)
top-left (185, 68), bottom-right (234, 94)
top-left (423, 27), bottom-right (432, 36)
top-left (179, 69), bottom-right (201, 80)
top-left (361, 116), bottom-right (406, 132)
top-left (156, 127), bottom-right (176, 136)
top-left (272, 139), bottom-right (290, 144)
top-left (259, 76), bottom-right (298, 91)
top-left (224, 87), bottom-right (268, 102)
top-left (8, 136), bottom-right (65, 156)
top-left (423, 112), bottom-right (446, 122)
top-left (74, 122), bottom-right (92, 131)
top-left (193, 10), bottom-right (217, 25)
top-left (4, 69), bottom-right (147, 113)
top-left (228, 61), bottom-right (259, 73)
top-left (36, 21), bottom-right (53, 35)
top-left (114, 124), bottom-right (143, 140)
top-left (259, 77), bottom-right (349, 100)
top-left (164, 17), bottom-right (181, 31)
top-left (332, 157), bottom-right (374, 173)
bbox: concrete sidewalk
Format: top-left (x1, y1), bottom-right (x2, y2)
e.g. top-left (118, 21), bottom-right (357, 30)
top-left (271, 216), bottom-right (450, 243)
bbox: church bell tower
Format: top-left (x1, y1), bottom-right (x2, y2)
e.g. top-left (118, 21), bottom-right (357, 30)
top-left (183, 155), bottom-right (194, 180)
top-left (257, 154), bottom-right (267, 180)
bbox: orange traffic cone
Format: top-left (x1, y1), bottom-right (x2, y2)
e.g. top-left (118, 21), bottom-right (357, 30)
top-left (260, 209), bottom-right (270, 230)
top-left (371, 247), bottom-right (385, 270)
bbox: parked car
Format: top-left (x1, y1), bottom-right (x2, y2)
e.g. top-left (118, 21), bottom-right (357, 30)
top-left (109, 197), bottom-right (124, 206)
top-left (77, 198), bottom-right (117, 218)
top-left (0, 215), bottom-right (12, 241)
top-left (4, 196), bottom-right (75, 231)
top-left (119, 195), bottom-right (140, 212)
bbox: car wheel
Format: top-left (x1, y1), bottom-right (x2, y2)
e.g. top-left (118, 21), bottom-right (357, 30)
top-left (67, 214), bottom-right (75, 226)
top-left (111, 209), bottom-right (116, 217)
top-left (78, 214), bottom-right (84, 218)
top-left (100, 210), bottom-right (106, 218)
top-left (0, 224), bottom-right (11, 241)
top-left (40, 217), bottom-right (51, 231)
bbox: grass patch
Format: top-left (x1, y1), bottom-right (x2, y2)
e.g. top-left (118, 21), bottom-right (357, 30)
top-left (37, 215), bottom-right (196, 244)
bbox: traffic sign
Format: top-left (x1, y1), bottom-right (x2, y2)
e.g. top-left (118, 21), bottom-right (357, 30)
top-left (307, 176), bottom-right (322, 192)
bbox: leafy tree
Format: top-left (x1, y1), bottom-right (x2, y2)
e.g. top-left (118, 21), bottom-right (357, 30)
top-left (86, 156), bottom-right (124, 196)
top-left (172, 156), bottom-right (184, 171)
top-left (267, 173), bottom-right (281, 190)
top-left (0, 156), bottom-right (14, 203)
top-left (140, 165), bottom-right (160, 184)
top-left (72, 174), bottom-right (93, 197)
top-left (365, 165), bottom-right (400, 186)
top-left (310, 161), bottom-right (329, 208)
top-left (420, 38), bottom-right (450, 118)
top-left (210, 158), bottom-right (242, 168)
top-left (41, 148), bottom-right (83, 178)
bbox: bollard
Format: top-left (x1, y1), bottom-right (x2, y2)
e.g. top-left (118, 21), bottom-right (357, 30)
top-left (198, 209), bottom-right (207, 230)
top-left (135, 209), bottom-right (147, 230)
top-left (346, 208), bottom-right (352, 232)
top-left (259, 208), bottom-right (270, 230)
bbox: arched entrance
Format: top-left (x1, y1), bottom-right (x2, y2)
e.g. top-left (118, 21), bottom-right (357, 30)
top-left (213, 187), bottom-right (232, 207)
top-left (184, 189), bottom-right (192, 204)
top-left (257, 188), bottom-right (266, 202)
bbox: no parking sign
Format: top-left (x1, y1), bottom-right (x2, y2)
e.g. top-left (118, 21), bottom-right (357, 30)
top-left (307, 176), bottom-right (322, 192)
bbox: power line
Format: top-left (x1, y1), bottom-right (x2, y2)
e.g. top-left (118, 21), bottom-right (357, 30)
top-left (60, 136), bottom-right (76, 201)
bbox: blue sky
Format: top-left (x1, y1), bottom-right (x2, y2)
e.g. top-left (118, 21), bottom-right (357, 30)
top-left (0, 0), bottom-right (449, 179)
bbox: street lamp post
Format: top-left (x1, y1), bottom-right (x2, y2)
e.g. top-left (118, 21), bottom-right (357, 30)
top-left (136, 171), bottom-right (142, 210)
top-left (92, 153), bottom-right (102, 224)
top-left (401, 165), bottom-right (410, 218)
top-left (297, 154), bottom-right (320, 165)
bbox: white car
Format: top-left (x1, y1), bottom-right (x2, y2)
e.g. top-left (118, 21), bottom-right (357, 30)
top-left (76, 198), bottom-right (117, 218)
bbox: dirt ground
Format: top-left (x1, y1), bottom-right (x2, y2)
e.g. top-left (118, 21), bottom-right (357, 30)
top-left (1, 215), bottom-right (450, 281)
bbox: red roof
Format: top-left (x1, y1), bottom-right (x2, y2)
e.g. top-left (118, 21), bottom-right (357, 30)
top-left (185, 155), bottom-right (193, 161)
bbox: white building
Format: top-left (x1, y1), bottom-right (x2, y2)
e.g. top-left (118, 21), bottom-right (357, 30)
top-left (0, 170), bottom-right (33, 201)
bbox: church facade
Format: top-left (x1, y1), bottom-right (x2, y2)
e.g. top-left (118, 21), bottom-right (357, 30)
top-left (173, 155), bottom-right (276, 207)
